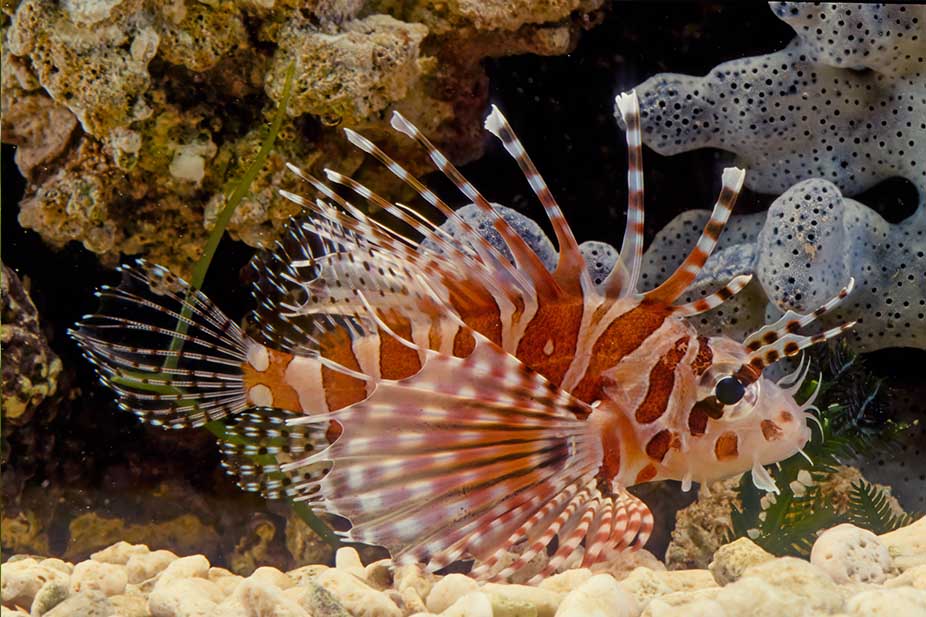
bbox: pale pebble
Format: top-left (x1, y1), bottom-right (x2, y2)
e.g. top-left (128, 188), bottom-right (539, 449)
top-left (126, 551), bottom-right (178, 584)
top-left (44, 591), bottom-right (113, 617)
top-left (811, 523), bottom-right (893, 584)
top-left (482, 583), bottom-right (563, 617)
top-left (885, 564), bottom-right (926, 589)
top-left (38, 560), bottom-right (72, 576)
top-left (1, 558), bottom-right (69, 609)
top-left (91, 543), bottom-right (149, 566)
top-left (220, 579), bottom-right (309, 617)
top-left (364, 560), bottom-right (394, 590)
top-left (296, 581), bottom-right (350, 617)
top-left (147, 578), bottom-right (223, 617)
top-left (555, 574), bottom-right (639, 617)
top-left (713, 576), bottom-right (809, 617)
top-left (740, 557), bottom-right (843, 612)
top-left (314, 568), bottom-right (402, 617)
top-left (71, 561), bottom-right (128, 596)
top-left (846, 587), bottom-right (926, 617)
top-left (642, 596), bottom-right (727, 617)
top-left (539, 569), bottom-right (593, 594)
top-left (29, 579), bottom-right (70, 617)
top-left (248, 567), bottom-right (294, 590)
top-left (334, 547), bottom-right (365, 578)
top-left (208, 567), bottom-right (245, 595)
top-left (151, 555), bottom-right (210, 593)
top-left (880, 516), bottom-right (926, 573)
top-left (108, 593), bottom-right (149, 617)
top-left (285, 565), bottom-right (328, 587)
top-left (400, 586), bottom-right (428, 615)
top-left (709, 537), bottom-right (775, 585)
top-left (439, 592), bottom-right (492, 617)
top-left (425, 574), bottom-right (479, 613)
top-left (394, 564), bottom-right (433, 599)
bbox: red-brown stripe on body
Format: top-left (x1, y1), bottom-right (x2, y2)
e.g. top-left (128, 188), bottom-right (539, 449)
top-left (319, 325), bottom-right (368, 410)
top-left (515, 301), bottom-right (583, 386)
top-left (378, 316), bottom-right (422, 379)
top-left (571, 302), bottom-right (672, 403)
top-left (241, 348), bottom-right (302, 411)
top-left (634, 336), bottom-right (691, 424)
top-left (714, 431), bottom-right (739, 460)
top-left (691, 336), bottom-right (713, 376)
top-left (645, 429), bottom-right (673, 462)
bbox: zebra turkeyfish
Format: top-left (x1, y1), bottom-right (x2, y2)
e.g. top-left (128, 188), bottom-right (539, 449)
top-left (70, 91), bottom-right (855, 582)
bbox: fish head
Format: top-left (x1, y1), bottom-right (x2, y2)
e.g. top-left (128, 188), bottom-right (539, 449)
top-left (662, 334), bottom-right (815, 493)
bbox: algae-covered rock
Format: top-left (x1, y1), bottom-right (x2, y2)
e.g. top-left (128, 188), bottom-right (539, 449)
top-left (0, 264), bottom-right (62, 430)
top-left (267, 14), bottom-right (429, 126)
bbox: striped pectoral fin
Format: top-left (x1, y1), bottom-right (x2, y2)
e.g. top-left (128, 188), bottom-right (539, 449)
top-left (68, 260), bottom-right (251, 430)
top-left (270, 328), bottom-right (603, 574)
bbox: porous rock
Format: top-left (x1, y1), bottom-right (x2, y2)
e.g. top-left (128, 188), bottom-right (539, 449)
top-left (627, 3), bottom-right (926, 199)
top-left (811, 523), bottom-right (892, 584)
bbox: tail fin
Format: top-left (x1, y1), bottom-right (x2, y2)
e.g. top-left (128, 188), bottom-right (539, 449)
top-left (69, 260), bottom-right (250, 429)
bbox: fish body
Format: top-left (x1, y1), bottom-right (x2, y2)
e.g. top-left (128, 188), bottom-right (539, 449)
top-left (71, 92), bottom-right (854, 581)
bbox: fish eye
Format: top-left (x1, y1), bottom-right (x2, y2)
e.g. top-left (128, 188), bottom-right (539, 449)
top-left (715, 376), bottom-right (746, 405)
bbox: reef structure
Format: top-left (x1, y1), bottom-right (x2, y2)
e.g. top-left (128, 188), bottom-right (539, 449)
top-left (626, 2), bottom-right (926, 352)
top-left (2, 0), bottom-right (605, 277)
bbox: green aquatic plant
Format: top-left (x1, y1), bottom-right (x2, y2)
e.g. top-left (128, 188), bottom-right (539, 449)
top-left (111, 63), bottom-right (342, 548)
top-left (726, 342), bottom-right (918, 557)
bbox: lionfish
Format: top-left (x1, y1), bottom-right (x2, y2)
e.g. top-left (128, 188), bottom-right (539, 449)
top-left (71, 91), bottom-right (855, 581)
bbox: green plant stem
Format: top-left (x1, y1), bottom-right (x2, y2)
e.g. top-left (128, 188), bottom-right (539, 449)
top-left (145, 62), bottom-right (341, 548)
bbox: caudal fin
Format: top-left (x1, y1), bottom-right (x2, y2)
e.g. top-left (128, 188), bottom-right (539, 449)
top-left (69, 260), bottom-right (250, 429)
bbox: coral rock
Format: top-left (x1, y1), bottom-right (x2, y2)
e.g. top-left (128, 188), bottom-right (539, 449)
top-left (709, 537), bottom-right (774, 586)
top-left (811, 523), bottom-right (892, 584)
